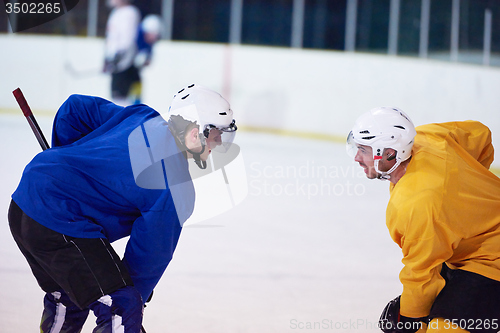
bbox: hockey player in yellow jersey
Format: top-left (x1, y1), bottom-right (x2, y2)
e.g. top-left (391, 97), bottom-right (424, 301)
top-left (347, 107), bottom-right (500, 333)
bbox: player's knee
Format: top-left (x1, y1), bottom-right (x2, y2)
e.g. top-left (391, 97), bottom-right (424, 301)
top-left (90, 286), bottom-right (143, 331)
top-left (41, 291), bottom-right (89, 333)
top-left (90, 286), bottom-right (143, 316)
top-left (105, 286), bottom-right (143, 317)
top-left (44, 290), bottom-right (83, 311)
top-left (117, 286), bottom-right (143, 314)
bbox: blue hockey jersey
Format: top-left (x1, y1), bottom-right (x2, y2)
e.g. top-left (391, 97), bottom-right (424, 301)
top-left (12, 94), bottom-right (195, 303)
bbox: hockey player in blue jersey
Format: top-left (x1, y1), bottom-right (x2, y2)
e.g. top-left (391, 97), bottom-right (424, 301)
top-left (8, 84), bottom-right (237, 332)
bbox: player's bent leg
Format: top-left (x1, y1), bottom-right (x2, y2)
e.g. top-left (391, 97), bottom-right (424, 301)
top-left (89, 286), bottom-right (143, 333)
top-left (40, 291), bottom-right (89, 333)
top-left (426, 318), bottom-right (468, 333)
top-left (428, 265), bottom-right (500, 333)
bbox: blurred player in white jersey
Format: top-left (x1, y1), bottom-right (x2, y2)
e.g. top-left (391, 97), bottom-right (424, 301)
top-left (104, 0), bottom-right (141, 106)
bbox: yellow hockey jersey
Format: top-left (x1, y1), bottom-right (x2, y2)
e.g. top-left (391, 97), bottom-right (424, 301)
top-left (387, 120), bottom-right (500, 318)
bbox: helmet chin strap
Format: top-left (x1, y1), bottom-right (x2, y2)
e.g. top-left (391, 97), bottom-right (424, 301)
top-left (186, 144), bottom-right (207, 169)
top-left (170, 127), bottom-right (208, 170)
top-left (374, 159), bottom-right (401, 181)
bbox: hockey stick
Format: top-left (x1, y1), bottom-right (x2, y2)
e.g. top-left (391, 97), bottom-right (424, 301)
top-left (12, 87), bottom-right (148, 333)
top-left (13, 88), bottom-right (50, 151)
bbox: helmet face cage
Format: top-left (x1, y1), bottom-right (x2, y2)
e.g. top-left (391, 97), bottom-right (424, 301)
top-left (346, 131), bottom-right (357, 158)
top-left (347, 130), bottom-right (401, 161)
top-left (203, 119), bottom-right (237, 152)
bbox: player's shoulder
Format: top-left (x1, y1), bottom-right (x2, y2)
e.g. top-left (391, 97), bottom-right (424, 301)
top-left (121, 5), bottom-right (141, 18)
top-left (416, 121), bottom-right (491, 142)
top-left (111, 5), bottom-right (140, 21)
top-left (391, 153), bottom-right (445, 202)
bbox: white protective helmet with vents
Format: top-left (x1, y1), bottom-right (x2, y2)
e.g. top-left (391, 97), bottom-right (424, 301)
top-left (163, 84), bottom-right (237, 166)
top-left (347, 107), bottom-right (416, 179)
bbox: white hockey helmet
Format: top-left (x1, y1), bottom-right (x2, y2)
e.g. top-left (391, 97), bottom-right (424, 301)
top-left (142, 14), bottom-right (162, 36)
top-left (347, 107), bottom-right (416, 179)
top-left (166, 84), bottom-right (237, 160)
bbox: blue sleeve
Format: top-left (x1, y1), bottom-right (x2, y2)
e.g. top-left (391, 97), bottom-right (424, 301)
top-left (122, 195), bottom-right (182, 303)
top-left (136, 28), bottom-right (153, 55)
top-left (51, 94), bottom-right (124, 147)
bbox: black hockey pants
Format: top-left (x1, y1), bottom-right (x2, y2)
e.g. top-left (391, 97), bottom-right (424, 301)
top-left (8, 200), bottom-right (144, 332)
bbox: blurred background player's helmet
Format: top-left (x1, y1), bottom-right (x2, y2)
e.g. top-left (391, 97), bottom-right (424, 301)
top-left (347, 107), bottom-right (416, 179)
top-left (141, 14), bottom-right (162, 38)
top-left (165, 84), bottom-right (237, 168)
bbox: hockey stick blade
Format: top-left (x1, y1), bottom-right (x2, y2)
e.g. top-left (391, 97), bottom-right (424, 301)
top-left (13, 88), bottom-right (50, 151)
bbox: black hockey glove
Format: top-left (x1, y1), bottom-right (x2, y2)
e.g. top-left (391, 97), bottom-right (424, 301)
top-left (379, 296), bottom-right (428, 333)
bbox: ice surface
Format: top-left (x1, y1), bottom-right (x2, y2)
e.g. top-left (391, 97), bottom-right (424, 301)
top-left (0, 112), bottom-right (404, 333)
